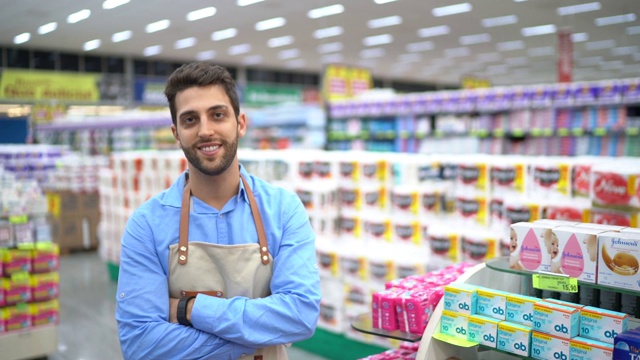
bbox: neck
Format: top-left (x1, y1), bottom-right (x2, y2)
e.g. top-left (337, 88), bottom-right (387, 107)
top-left (188, 161), bottom-right (241, 210)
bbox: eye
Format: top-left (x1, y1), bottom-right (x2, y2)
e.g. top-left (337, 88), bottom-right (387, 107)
top-left (213, 112), bottom-right (225, 119)
top-left (181, 116), bottom-right (196, 125)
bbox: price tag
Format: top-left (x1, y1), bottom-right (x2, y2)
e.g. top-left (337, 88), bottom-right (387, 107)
top-left (9, 215), bottom-right (28, 224)
top-left (593, 128), bottom-right (607, 136)
top-left (533, 274), bottom-right (578, 293)
top-left (433, 332), bottom-right (477, 348)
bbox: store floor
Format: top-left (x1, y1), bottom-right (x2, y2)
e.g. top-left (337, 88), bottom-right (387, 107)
top-left (50, 251), bottom-right (329, 360)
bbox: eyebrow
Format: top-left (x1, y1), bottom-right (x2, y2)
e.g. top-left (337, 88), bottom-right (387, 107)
top-left (178, 105), bottom-right (229, 119)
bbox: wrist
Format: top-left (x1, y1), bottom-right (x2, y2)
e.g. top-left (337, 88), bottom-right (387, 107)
top-left (177, 296), bottom-right (195, 326)
top-left (186, 296), bottom-right (195, 323)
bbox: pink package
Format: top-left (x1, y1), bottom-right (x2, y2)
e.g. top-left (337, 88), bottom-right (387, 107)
top-left (398, 288), bottom-right (444, 334)
top-left (372, 289), bottom-right (404, 330)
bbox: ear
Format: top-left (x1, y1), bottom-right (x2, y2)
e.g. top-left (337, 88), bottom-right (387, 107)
top-left (237, 112), bottom-right (247, 138)
top-left (171, 124), bottom-right (181, 145)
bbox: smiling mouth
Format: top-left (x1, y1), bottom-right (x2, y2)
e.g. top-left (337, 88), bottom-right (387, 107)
top-left (199, 145), bottom-right (220, 152)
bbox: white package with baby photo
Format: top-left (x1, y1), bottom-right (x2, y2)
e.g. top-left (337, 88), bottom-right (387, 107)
top-left (509, 222), bottom-right (567, 273)
top-left (546, 225), bottom-right (601, 283)
top-left (597, 231), bottom-right (640, 291)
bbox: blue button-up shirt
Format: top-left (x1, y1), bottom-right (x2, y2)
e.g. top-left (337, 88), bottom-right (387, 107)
top-left (115, 165), bottom-right (321, 360)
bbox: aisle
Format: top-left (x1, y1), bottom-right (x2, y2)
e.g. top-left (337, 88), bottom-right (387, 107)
top-left (50, 251), bottom-right (329, 360)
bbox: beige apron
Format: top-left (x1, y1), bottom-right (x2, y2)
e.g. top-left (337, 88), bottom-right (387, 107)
top-left (169, 174), bottom-right (287, 360)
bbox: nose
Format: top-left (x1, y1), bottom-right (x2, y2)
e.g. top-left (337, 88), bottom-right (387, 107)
top-left (198, 119), bottom-right (215, 138)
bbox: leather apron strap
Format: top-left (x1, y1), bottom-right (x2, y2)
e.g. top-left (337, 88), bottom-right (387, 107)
top-left (177, 173), bottom-right (270, 266)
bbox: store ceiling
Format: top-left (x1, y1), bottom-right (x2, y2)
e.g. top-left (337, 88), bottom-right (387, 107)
top-left (0, 0), bottom-right (638, 87)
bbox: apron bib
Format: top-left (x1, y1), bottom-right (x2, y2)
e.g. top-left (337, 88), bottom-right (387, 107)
top-left (169, 174), bottom-right (287, 360)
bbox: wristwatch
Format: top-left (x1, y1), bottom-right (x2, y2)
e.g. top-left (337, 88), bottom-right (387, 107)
top-left (177, 296), bottom-right (195, 326)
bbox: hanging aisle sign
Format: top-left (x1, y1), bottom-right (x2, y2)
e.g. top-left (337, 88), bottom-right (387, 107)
top-left (0, 69), bottom-right (100, 102)
top-left (322, 64), bottom-right (372, 102)
top-left (557, 29), bottom-right (573, 83)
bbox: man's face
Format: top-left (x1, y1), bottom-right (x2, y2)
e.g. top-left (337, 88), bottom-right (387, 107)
top-left (171, 85), bottom-right (246, 177)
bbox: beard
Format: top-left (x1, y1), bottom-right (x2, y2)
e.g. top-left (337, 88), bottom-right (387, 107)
top-left (181, 131), bottom-right (238, 176)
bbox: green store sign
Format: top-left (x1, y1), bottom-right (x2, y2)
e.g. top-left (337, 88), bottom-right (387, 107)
top-left (243, 84), bottom-right (302, 106)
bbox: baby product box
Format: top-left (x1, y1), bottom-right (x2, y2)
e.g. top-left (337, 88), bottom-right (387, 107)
top-left (509, 222), bottom-right (567, 272)
top-left (476, 288), bottom-right (508, 320)
top-left (548, 225), bottom-right (601, 283)
top-left (533, 300), bottom-right (580, 339)
top-left (497, 321), bottom-right (532, 357)
top-left (506, 294), bottom-right (539, 327)
top-left (440, 309), bottom-right (469, 341)
top-left (531, 331), bottom-right (570, 360)
top-left (467, 314), bottom-right (500, 348)
top-left (597, 231), bottom-right (640, 291)
top-left (579, 306), bottom-right (629, 344)
top-left (571, 336), bottom-right (613, 360)
top-left (613, 331), bottom-right (640, 360)
top-left (443, 283), bottom-right (477, 315)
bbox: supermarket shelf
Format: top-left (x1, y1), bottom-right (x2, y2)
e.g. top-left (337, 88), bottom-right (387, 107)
top-left (350, 313), bottom-right (422, 342)
top-left (486, 257), bottom-right (640, 298)
top-left (0, 325), bottom-right (58, 360)
top-left (35, 116), bottom-right (171, 131)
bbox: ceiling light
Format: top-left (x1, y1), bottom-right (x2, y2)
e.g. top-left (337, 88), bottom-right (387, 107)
top-left (557, 2), bottom-right (601, 16)
top-left (144, 45), bottom-right (162, 56)
top-left (513, 0), bottom-right (527, 2)
top-left (196, 50), bottom-right (216, 61)
top-left (585, 39), bottom-right (616, 50)
top-left (459, 33), bottom-right (491, 45)
top-left (187, 7), bottom-right (216, 21)
top-left (505, 57), bottom-right (528, 66)
top-left (102, 0), bottom-right (130, 10)
top-left (417, 25), bottom-right (450, 38)
top-left (278, 49), bottom-right (300, 60)
top-left (521, 24), bottom-right (557, 37)
top-left (528, 46), bottom-right (554, 57)
top-left (367, 15), bottom-right (402, 29)
top-left (67, 9), bottom-right (91, 24)
top-left (317, 42), bottom-right (343, 53)
top-left (83, 39), bottom-right (101, 51)
top-left (628, 26), bottom-right (640, 35)
top-left (577, 56), bottom-right (602, 66)
top-left (496, 40), bottom-right (524, 51)
top-left (112, 30), bottom-right (132, 42)
top-left (243, 55), bottom-right (262, 65)
top-left (237, 0), bottom-right (263, 6)
top-left (596, 13), bottom-right (636, 26)
top-left (611, 46), bottom-right (638, 56)
top-left (13, 32), bottom-right (30, 45)
top-left (571, 33), bottom-right (589, 42)
top-left (481, 15), bottom-right (518, 27)
top-left (255, 17), bottom-right (286, 31)
top-left (406, 41), bottom-right (434, 52)
top-left (398, 53), bottom-right (422, 62)
top-left (212, 28), bottom-right (238, 41)
top-left (322, 53), bottom-right (344, 63)
top-left (445, 47), bottom-right (470, 58)
top-left (360, 48), bottom-right (385, 58)
top-left (363, 34), bottom-right (393, 46)
top-left (374, 0), bottom-right (398, 3)
top-left (268, 35), bottom-right (294, 48)
top-left (432, 3), bottom-right (472, 17)
top-left (308, 4), bottom-right (344, 19)
top-left (37, 22), bottom-right (58, 35)
top-left (286, 59), bottom-right (305, 68)
top-left (145, 19), bottom-right (170, 33)
top-left (228, 43), bottom-right (251, 55)
top-left (313, 26), bottom-right (343, 39)
top-left (175, 37), bottom-right (197, 49)
top-left (477, 52), bottom-right (501, 62)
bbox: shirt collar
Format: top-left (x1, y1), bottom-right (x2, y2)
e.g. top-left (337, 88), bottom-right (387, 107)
top-left (161, 163), bottom-right (251, 208)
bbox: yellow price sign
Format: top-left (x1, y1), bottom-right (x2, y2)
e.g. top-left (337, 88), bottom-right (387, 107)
top-left (533, 274), bottom-right (578, 293)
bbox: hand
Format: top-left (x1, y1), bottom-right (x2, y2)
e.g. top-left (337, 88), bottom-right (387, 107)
top-left (169, 297), bottom-right (180, 323)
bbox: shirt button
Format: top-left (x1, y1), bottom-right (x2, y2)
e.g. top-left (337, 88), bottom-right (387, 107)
top-left (120, 292), bottom-right (125, 299)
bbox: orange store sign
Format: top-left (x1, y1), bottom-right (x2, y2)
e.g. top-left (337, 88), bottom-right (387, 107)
top-left (0, 69), bottom-right (100, 101)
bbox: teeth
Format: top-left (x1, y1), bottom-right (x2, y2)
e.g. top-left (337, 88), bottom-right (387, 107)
top-left (201, 145), bottom-right (219, 152)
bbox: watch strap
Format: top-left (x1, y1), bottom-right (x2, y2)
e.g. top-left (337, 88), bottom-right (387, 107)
top-left (177, 296), bottom-right (195, 326)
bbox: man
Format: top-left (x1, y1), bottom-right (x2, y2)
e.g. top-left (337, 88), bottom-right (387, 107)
top-left (115, 62), bottom-right (321, 359)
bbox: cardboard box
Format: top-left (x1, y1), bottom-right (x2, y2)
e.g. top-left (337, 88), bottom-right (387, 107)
top-left (48, 213), bottom-right (100, 252)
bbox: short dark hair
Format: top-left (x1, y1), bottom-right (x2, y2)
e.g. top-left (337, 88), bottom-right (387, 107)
top-left (164, 62), bottom-right (239, 126)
